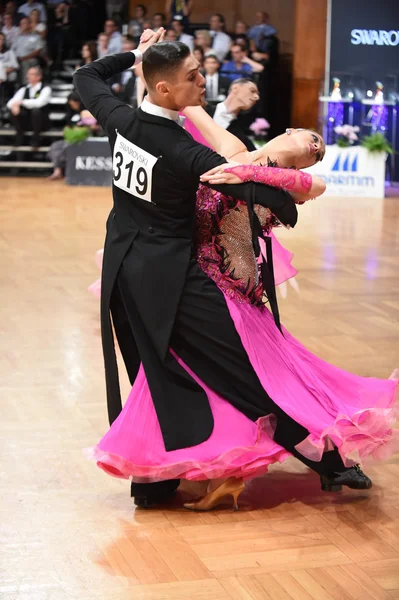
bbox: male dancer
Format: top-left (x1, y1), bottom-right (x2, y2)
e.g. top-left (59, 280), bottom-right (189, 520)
top-left (74, 30), bottom-right (371, 507)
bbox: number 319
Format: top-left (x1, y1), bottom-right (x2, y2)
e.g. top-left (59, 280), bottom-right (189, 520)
top-left (114, 151), bottom-right (148, 196)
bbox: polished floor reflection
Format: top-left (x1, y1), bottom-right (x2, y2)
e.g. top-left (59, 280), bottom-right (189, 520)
top-left (1, 178), bottom-right (399, 600)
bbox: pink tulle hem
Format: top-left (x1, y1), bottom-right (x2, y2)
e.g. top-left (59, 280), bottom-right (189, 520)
top-left (295, 401), bottom-right (399, 466)
top-left (84, 415), bottom-right (290, 483)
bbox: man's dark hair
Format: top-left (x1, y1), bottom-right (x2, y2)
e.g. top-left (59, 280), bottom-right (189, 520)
top-left (137, 4), bottom-right (147, 15)
top-left (228, 77), bottom-right (255, 94)
top-left (153, 12), bottom-right (166, 21)
top-left (67, 90), bottom-right (81, 104)
top-left (143, 41), bottom-right (191, 88)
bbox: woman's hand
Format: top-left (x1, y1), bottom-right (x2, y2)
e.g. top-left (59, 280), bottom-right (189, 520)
top-left (138, 28), bottom-right (165, 55)
top-left (200, 162), bottom-right (242, 185)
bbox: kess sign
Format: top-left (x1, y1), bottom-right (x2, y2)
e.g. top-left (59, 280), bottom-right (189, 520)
top-left (351, 29), bottom-right (399, 46)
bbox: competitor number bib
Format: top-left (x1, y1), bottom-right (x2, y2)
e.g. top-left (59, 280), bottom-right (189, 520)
top-left (113, 132), bottom-right (158, 203)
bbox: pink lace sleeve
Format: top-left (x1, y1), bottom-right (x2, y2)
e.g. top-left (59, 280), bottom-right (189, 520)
top-left (224, 165), bottom-right (312, 194)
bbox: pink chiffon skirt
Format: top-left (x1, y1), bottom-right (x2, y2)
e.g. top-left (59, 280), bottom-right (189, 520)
top-left (87, 296), bottom-right (398, 482)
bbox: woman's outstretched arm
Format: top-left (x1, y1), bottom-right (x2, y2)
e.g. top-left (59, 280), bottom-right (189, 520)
top-left (183, 105), bottom-right (249, 159)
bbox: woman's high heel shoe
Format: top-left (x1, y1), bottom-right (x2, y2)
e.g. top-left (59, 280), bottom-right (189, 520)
top-left (183, 477), bottom-right (245, 512)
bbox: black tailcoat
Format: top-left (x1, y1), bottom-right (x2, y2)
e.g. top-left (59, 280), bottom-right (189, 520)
top-left (74, 52), bottom-right (298, 451)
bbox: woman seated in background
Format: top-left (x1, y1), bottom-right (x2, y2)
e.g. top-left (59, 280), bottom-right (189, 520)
top-left (0, 31), bottom-right (18, 101)
top-left (76, 40), bottom-right (98, 70)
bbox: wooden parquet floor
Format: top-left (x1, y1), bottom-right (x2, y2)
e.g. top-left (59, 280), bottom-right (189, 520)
top-left (1, 177), bottom-right (399, 600)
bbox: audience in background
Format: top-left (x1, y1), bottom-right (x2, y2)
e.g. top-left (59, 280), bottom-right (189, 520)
top-left (104, 19), bottom-right (122, 54)
top-left (247, 11), bottom-right (277, 60)
top-left (194, 29), bottom-right (212, 56)
top-left (203, 54), bottom-right (230, 101)
top-left (5, 2), bottom-right (18, 26)
top-left (47, 1), bottom-right (69, 69)
top-left (78, 40), bottom-right (98, 68)
top-left (29, 9), bottom-right (47, 40)
top-left (18, 1), bottom-right (47, 23)
top-left (97, 32), bottom-right (109, 58)
top-left (165, 29), bottom-right (177, 42)
top-left (12, 17), bottom-right (44, 83)
top-left (0, 31), bottom-right (18, 100)
top-left (128, 4), bottom-right (147, 42)
top-left (208, 14), bottom-right (231, 62)
top-left (152, 13), bottom-right (166, 31)
top-left (7, 65), bottom-right (51, 147)
top-left (165, 0), bottom-right (193, 29)
top-left (221, 43), bottom-right (264, 82)
top-left (171, 18), bottom-right (193, 50)
top-left (205, 78), bottom-right (259, 151)
top-left (2, 12), bottom-right (19, 48)
top-left (109, 35), bottom-right (137, 104)
top-left (193, 45), bottom-right (204, 68)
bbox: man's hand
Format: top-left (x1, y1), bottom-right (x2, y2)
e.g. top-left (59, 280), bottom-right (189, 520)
top-left (138, 28), bottom-right (165, 55)
top-left (11, 102), bottom-right (22, 116)
top-left (200, 161), bottom-right (242, 185)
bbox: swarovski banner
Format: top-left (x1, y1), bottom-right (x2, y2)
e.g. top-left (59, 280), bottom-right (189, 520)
top-left (66, 139), bottom-right (113, 186)
top-left (305, 146), bottom-right (386, 198)
top-left (328, 0), bottom-right (399, 90)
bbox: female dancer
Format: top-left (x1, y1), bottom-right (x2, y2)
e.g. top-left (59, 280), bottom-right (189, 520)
top-left (87, 109), bottom-right (398, 511)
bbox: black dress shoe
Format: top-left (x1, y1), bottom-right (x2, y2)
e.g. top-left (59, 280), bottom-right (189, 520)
top-left (133, 491), bottom-right (176, 509)
top-left (320, 464), bottom-right (372, 492)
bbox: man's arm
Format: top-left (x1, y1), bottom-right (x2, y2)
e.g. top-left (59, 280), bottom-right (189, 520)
top-left (22, 85), bottom-right (51, 109)
top-left (175, 141), bottom-right (297, 227)
top-left (73, 51), bottom-right (140, 133)
top-left (7, 86), bottom-right (24, 110)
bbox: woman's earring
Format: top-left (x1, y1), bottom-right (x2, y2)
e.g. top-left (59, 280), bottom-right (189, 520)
top-left (286, 128), bottom-right (292, 135)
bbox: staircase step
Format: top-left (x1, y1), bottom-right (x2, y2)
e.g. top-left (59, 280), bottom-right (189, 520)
top-left (0, 145), bottom-right (50, 151)
top-left (0, 129), bottom-right (63, 137)
top-left (0, 160), bottom-right (53, 168)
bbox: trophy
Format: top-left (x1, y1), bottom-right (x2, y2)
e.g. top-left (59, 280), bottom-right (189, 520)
top-left (330, 77), bottom-right (342, 100)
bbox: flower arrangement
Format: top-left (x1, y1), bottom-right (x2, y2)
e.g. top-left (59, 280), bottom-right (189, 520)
top-left (334, 124), bottom-right (360, 148)
top-left (361, 132), bottom-right (393, 154)
top-left (249, 118), bottom-right (270, 146)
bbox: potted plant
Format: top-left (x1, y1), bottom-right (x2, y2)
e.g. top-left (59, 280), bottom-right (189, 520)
top-left (361, 132), bottom-right (393, 155)
top-left (333, 124), bottom-right (359, 147)
top-left (249, 118), bottom-right (270, 148)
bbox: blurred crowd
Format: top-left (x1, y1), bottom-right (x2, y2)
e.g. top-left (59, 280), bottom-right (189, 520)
top-left (0, 1), bottom-right (280, 177)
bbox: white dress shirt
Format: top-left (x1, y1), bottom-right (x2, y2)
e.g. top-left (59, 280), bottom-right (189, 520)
top-left (7, 82), bottom-right (52, 110)
top-left (107, 31), bottom-right (123, 55)
top-left (140, 97), bottom-right (186, 127)
top-left (2, 25), bottom-right (19, 48)
top-left (205, 73), bottom-right (219, 99)
top-left (210, 30), bottom-right (232, 62)
top-left (18, 2), bottom-right (47, 22)
top-left (179, 33), bottom-right (194, 51)
top-left (213, 101), bottom-right (235, 129)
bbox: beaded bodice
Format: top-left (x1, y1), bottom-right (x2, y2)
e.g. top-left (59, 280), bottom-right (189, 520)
top-left (195, 185), bottom-right (279, 305)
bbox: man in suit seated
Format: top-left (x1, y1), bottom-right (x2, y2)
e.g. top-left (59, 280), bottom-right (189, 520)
top-left (109, 35), bottom-right (137, 105)
top-left (203, 54), bottom-right (230, 102)
top-left (205, 78), bottom-right (259, 151)
top-left (7, 64), bottom-right (51, 148)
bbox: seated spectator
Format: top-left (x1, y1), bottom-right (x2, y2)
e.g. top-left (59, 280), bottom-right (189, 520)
top-left (104, 19), bottom-right (122, 54)
top-left (152, 13), bottom-right (166, 31)
top-left (165, 0), bottom-right (193, 29)
top-left (205, 78), bottom-right (260, 151)
top-left (108, 36), bottom-right (136, 104)
top-left (78, 41), bottom-right (98, 68)
top-left (7, 65), bottom-right (51, 148)
top-left (247, 11), bottom-right (277, 61)
top-left (0, 31), bottom-right (19, 100)
top-left (47, 90), bottom-right (83, 180)
top-left (209, 14), bottom-right (232, 62)
top-left (193, 46), bottom-right (204, 68)
top-left (234, 21), bottom-right (248, 39)
top-left (203, 54), bottom-right (230, 101)
top-left (128, 4), bottom-right (147, 43)
top-left (221, 43), bottom-right (263, 82)
top-left (29, 8), bottom-right (46, 40)
top-left (12, 17), bottom-right (44, 83)
top-left (194, 30), bottom-right (212, 56)
top-left (171, 18), bottom-right (193, 50)
top-left (97, 32), bottom-right (109, 58)
top-left (2, 12), bottom-right (19, 48)
top-left (18, 0), bottom-right (47, 23)
top-left (165, 29), bottom-right (177, 42)
top-left (5, 2), bottom-right (18, 26)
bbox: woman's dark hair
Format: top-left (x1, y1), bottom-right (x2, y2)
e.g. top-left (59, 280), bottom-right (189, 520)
top-left (83, 40), bottom-right (98, 62)
top-left (143, 41), bottom-right (191, 88)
